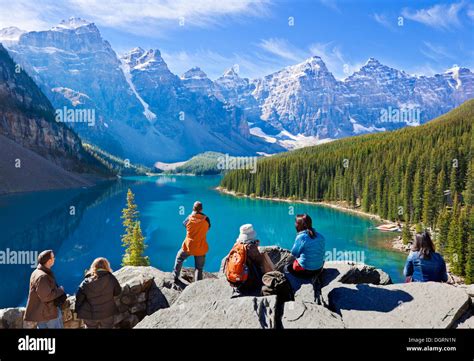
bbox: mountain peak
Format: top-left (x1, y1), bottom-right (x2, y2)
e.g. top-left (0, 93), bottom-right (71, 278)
top-left (365, 57), bottom-right (382, 66)
top-left (289, 55), bottom-right (329, 74)
top-left (52, 17), bottom-right (94, 31)
top-left (223, 66), bottom-right (240, 78)
top-left (0, 26), bottom-right (26, 41)
top-left (181, 67), bottom-right (209, 80)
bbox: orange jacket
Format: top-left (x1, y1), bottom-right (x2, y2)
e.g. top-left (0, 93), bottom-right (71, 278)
top-left (182, 212), bottom-right (210, 256)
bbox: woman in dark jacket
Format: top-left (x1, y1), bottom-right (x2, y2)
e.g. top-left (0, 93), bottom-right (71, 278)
top-left (76, 257), bottom-right (122, 328)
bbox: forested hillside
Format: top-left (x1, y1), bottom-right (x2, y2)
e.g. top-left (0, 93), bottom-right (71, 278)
top-left (171, 152), bottom-right (225, 175)
top-left (221, 100), bottom-right (474, 282)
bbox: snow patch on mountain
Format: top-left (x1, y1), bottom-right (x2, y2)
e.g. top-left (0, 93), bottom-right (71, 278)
top-left (119, 59), bottom-right (157, 122)
top-left (52, 17), bottom-right (92, 31)
top-left (446, 66), bottom-right (462, 89)
top-left (250, 125), bottom-right (333, 149)
top-left (51, 87), bottom-right (90, 106)
top-left (249, 126), bottom-right (277, 143)
top-left (0, 27), bottom-right (25, 42)
top-left (350, 117), bottom-right (386, 134)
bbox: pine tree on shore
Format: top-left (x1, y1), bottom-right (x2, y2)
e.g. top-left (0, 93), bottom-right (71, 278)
top-left (123, 221), bottom-right (150, 267)
top-left (402, 221), bottom-right (412, 245)
top-left (121, 188), bottom-right (139, 249)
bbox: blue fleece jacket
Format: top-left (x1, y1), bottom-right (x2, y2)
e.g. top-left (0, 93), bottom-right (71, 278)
top-left (291, 229), bottom-right (325, 271)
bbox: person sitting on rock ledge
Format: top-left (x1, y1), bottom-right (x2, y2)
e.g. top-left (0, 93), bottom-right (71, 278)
top-left (403, 232), bottom-right (448, 283)
top-left (285, 214), bottom-right (326, 290)
top-left (173, 201), bottom-right (211, 283)
top-left (75, 257), bottom-right (122, 328)
top-left (224, 224), bottom-right (274, 298)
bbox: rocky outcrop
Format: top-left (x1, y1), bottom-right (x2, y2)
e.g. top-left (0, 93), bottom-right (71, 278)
top-left (282, 302), bottom-right (344, 328)
top-left (327, 282), bottom-right (470, 328)
top-left (0, 247), bottom-right (471, 329)
top-left (136, 295), bottom-right (278, 329)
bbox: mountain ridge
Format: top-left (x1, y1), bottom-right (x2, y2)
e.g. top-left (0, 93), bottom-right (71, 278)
top-left (2, 17), bottom-right (472, 162)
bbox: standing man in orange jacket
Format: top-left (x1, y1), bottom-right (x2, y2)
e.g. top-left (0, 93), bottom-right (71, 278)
top-left (173, 201), bottom-right (211, 283)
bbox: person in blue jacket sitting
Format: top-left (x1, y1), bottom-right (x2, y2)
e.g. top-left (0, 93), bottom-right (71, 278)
top-left (403, 231), bottom-right (448, 283)
top-left (288, 213), bottom-right (326, 279)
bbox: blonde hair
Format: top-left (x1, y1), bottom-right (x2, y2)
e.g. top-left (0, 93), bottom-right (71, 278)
top-left (89, 257), bottom-right (112, 278)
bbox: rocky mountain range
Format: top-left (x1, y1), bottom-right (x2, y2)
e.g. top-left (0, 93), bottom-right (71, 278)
top-left (2, 18), bottom-right (282, 164)
top-left (1, 17), bottom-right (473, 164)
top-left (0, 43), bottom-right (110, 194)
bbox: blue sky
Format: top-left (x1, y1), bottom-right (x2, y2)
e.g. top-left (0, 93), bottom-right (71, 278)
top-left (0, 0), bottom-right (473, 79)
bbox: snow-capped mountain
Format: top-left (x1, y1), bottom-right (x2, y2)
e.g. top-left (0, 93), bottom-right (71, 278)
top-left (217, 56), bottom-right (473, 143)
top-left (2, 18), bottom-right (283, 163)
top-left (1, 17), bottom-right (472, 160)
top-left (0, 27), bottom-right (26, 43)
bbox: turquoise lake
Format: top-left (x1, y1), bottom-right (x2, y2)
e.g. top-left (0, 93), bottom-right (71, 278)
top-left (0, 175), bottom-right (406, 308)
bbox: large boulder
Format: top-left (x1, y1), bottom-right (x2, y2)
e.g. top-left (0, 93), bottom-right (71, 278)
top-left (135, 295), bottom-right (278, 329)
top-left (114, 266), bottom-right (184, 313)
top-left (175, 278), bottom-right (233, 305)
top-left (282, 301), bottom-right (344, 328)
top-left (327, 282), bottom-right (470, 328)
top-left (0, 308), bottom-right (25, 329)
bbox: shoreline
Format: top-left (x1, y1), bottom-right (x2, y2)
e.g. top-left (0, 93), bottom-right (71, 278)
top-left (216, 186), bottom-right (389, 222)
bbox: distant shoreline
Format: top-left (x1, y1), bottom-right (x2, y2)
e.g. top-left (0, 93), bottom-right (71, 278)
top-left (216, 186), bottom-right (384, 221)
top-left (215, 186), bottom-right (404, 248)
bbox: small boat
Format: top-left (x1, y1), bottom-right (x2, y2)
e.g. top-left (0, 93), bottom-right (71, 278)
top-left (376, 224), bottom-right (401, 232)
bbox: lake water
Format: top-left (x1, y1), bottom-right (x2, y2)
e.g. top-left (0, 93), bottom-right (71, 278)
top-left (0, 175), bottom-right (406, 308)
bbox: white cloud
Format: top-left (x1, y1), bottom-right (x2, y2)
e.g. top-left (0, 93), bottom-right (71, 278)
top-left (0, 0), bottom-right (272, 34)
top-left (308, 42), bottom-right (362, 79)
top-left (69, 0), bottom-right (271, 29)
top-left (258, 38), bottom-right (305, 62)
top-left (420, 41), bottom-right (456, 62)
top-left (319, 0), bottom-right (340, 12)
top-left (468, 4), bottom-right (474, 19)
top-left (0, 0), bottom-right (57, 30)
top-left (161, 48), bottom-right (285, 80)
top-left (373, 13), bottom-right (395, 30)
top-left (401, 2), bottom-right (464, 30)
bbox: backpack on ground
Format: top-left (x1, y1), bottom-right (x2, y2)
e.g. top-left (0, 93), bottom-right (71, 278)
top-left (224, 242), bottom-right (249, 286)
top-left (261, 271), bottom-right (294, 302)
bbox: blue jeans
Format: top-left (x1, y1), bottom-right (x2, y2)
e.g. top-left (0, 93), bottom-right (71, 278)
top-left (37, 307), bottom-right (64, 329)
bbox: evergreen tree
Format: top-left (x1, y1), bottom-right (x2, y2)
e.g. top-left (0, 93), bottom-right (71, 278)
top-left (412, 169), bottom-right (424, 224)
top-left (402, 221), bottom-right (412, 245)
top-left (447, 199), bottom-right (461, 273)
top-left (465, 207), bottom-right (474, 284)
top-left (122, 221), bottom-right (150, 266)
top-left (465, 159), bottom-right (474, 207)
top-left (435, 208), bottom-right (451, 254)
top-left (422, 164), bottom-right (436, 228)
top-left (121, 188), bottom-right (139, 249)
